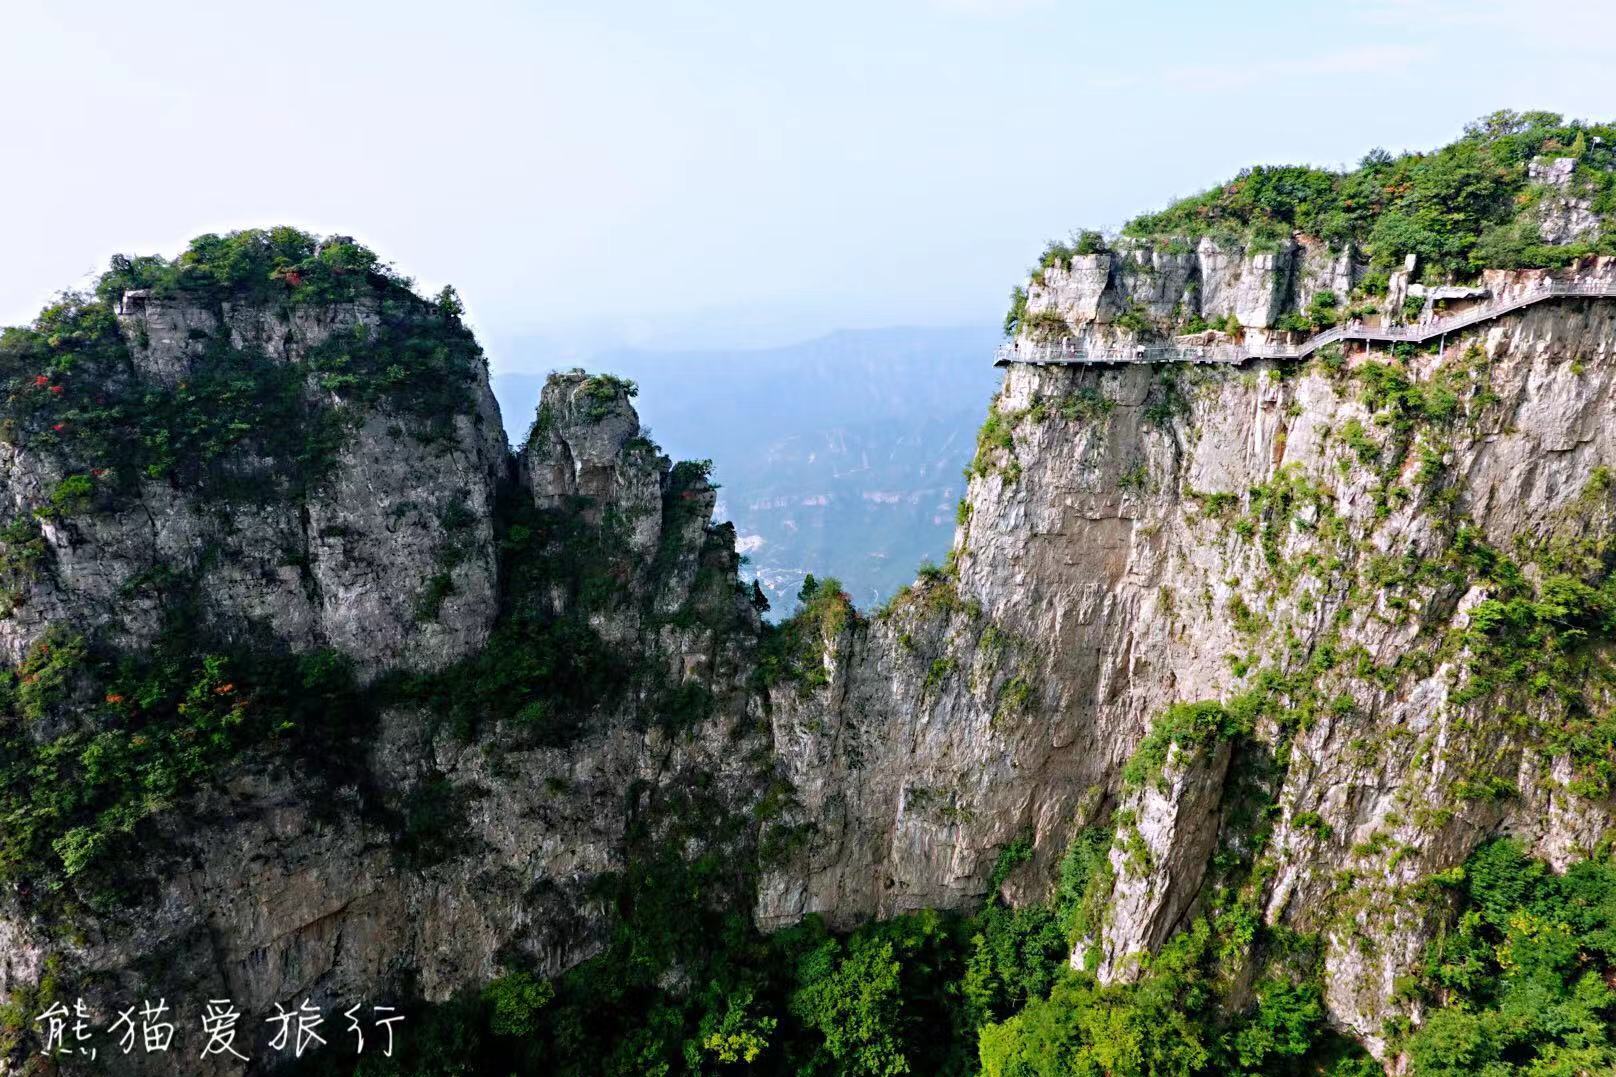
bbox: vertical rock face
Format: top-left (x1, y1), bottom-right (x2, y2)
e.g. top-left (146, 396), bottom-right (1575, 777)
top-left (759, 265), bottom-right (1616, 1053)
top-left (520, 371), bottom-right (665, 555)
top-left (0, 353), bottom-right (767, 1075)
top-left (1228, 244), bottom-right (1295, 328)
top-left (1095, 737), bottom-right (1232, 980)
top-left (0, 291), bottom-right (508, 678)
top-left (1021, 233), bottom-right (1354, 349)
top-left (1530, 156), bottom-right (1601, 245)
top-left (1294, 237), bottom-right (1357, 312)
top-left (7, 232), bottom-right (1616, 1071)
top-left (517, 370), bottom-right (744, 638)
top-left (1034, 252), bottom-right (1121, 328)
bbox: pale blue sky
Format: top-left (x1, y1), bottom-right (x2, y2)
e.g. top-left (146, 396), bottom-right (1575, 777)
top-left (4, 0), bottom-right (1615, 364)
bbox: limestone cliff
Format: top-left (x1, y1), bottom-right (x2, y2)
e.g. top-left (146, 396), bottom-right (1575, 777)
top-left (759, 259), bottom-right (1616, 1060)
top-left (0, 239), bottom-right (769, 1075)
top-left (1020, 234), bottom-right (1358, 347)
top-left (0, 287), bottom-right (508, 679)
top-left (4, 210), bottom-right (1616, 1073)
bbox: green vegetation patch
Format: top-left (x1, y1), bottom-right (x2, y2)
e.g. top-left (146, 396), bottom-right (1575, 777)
top-left (95, 226), bottom-right (421, 308)
top-left (1403, 839), bottom-right (1616, 1075)
top-left (0, 228), bottom-right (483, 510)
top-left (1122, 111), bottom-right (1616, 276)
top-left (1006, 111), bottom-right (1616, 335)
top-left (0, 628), bottom-right (366, 917)
top-left (757, 574), bottom-right (857, 689)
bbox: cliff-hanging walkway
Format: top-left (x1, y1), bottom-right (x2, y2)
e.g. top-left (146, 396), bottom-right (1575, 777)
top-left (993, 279), bottom-right (1616, 367)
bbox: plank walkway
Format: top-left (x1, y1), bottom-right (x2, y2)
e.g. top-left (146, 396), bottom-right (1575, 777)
top-left (993, 280), bottom-right (1616, 367)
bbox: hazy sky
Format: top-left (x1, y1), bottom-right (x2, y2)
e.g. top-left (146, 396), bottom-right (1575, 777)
top-left (5, 0), bottom-right (1616, 363)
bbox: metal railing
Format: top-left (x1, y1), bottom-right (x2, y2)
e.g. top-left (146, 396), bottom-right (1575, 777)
top-left (993, 341), bottom-right (1244, 366)
top-left (994, 280), bottom-right (1616, 367)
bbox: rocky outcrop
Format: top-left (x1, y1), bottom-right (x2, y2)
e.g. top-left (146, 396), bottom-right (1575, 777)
top-left (760, 263), bottom-right (1616, 1056)
top-left (0, 329), bottom-right (766, 1073)
top-left (1095, 738), bottom-right (1232, 981)
top-left (1530, 156), bottom-right (1601, 246)
top-left (517, 370), bottom-right (744, 642)
top-left (0, 292), bottom-right (507, 679)
top-left (520, 371), bottom-right (664, 556)
top-left (6, 237), bottom-right (1616, 1073)
top-left (1021, 233), bottom-right (1363, 350)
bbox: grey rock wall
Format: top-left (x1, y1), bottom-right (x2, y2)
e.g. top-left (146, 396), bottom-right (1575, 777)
top-left (0, 294), bottom-right (507, 679)
top-left (7, 259), bottom-right (1616, 1071)
top-left (760, 266), bottom-right (1616, 1057)
top-left (1530, 156), bottom-right (1601, 246)
top-left (1021, 233), bottom-right (1367, 351)
top-left (0, 348), bottom-right (764, 1075)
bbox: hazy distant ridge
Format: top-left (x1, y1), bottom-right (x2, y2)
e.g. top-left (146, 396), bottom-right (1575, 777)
top-left (492, 325), bottom-right (1001, 610)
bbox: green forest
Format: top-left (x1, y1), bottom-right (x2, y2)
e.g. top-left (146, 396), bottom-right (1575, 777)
top-left (284, 832), bottom-right (1614, 1076)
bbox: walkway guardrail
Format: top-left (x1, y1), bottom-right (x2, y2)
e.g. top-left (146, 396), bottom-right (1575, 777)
top-left (994, 280), bottom-right (1616, 367)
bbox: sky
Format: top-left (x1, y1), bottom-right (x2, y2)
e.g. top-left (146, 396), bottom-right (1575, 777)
top-left (5, 0), bottom-right (1616, 365)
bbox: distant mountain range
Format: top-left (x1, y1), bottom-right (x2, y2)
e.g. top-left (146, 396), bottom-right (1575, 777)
top-left (491, 325), bottom-right (1002, 613)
